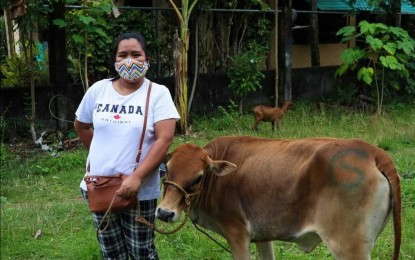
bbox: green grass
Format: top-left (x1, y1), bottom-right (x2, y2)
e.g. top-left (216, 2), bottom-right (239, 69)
top-left (1, 101), bottom-right (415, 259)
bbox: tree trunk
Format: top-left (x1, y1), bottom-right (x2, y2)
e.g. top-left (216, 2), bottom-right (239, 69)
top-left (169, 0), bottom-right (199, 135)
top-left (310, 0), bottom-right (320, 67)
top-left (20, 30), bottom-right (36, 143)
top-left (188, 18), bottom-right (198, 116)
top-left (198, 12), bottom-right (214, 73)
top-left (274, 0), bottom-right (279, 107)
top-left (173, 30), bottom-right (188, 134)
top-left (284, 0), bottom-right (293, 101)
top-left (83, 31), bottom-right (89, 91)
top-left (393, 0), bottom-right (401, 27)
top-left (4, 8), bottom-right (16, 57)
top-left (239, 99), bottom-right (243, 117)
top-left (48, 2), bottom-right (70, 130)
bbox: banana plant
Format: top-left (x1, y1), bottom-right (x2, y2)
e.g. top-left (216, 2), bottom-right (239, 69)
top-left (168, 0), bottom-right (200, 135)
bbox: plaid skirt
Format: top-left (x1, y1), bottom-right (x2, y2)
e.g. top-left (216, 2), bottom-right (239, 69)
top-left (81, 189), bottom-right (159, 260)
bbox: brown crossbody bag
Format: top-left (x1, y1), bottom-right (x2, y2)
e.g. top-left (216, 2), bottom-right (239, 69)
top-left (84, 82), bottom-right (152, 213)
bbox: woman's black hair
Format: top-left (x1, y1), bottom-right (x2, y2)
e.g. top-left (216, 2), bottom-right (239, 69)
top-left (109, 32), bottom-right (148, 79)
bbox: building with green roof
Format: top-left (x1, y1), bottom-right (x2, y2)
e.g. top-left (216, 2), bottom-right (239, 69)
top-left (314, 0), bottom-right (415, 14)
top-left (291, 0), bottom-right (415, 68)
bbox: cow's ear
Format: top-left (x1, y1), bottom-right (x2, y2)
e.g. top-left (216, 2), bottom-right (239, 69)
top-left (207, 159), bottom-right (237, 176)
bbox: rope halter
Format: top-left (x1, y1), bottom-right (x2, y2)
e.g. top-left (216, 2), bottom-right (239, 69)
top-left (136, 176), bottom-right (204, 235)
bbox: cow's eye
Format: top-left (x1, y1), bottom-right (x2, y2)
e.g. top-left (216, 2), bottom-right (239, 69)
top-left (184, 176), bottom-right (203, 193)
top-left (192, 175), bottom-right (203, 185)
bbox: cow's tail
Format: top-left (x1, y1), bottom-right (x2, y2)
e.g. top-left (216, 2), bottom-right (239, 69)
top-left (375, 150), bottom-right (401, 260)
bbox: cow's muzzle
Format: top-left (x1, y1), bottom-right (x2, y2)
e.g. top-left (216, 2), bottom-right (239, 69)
top-left (156, 208), bottom-right (175, 223)
top-left (156, 179), bottom-right (203, 223)
top-left (137, 178), bottom-right (204, 235)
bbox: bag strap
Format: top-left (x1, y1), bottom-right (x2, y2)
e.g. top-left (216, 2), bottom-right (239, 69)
top-left (87, 81), bottom-right (153, 173)
top-left (135, 81), bottom-right (152, 163)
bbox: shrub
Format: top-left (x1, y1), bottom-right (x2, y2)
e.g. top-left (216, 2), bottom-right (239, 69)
top-left (1, 42), bottom-right (49, 88)
top-left (227, 42), bottom-right (268, 115)
top-left (336, 21), bottom-right (415, 115)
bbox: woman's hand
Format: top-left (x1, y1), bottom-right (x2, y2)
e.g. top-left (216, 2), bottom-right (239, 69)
top-left (116, 118), bottom-right (177, 198)
top-left (117, 175), bottom-right (142, 198)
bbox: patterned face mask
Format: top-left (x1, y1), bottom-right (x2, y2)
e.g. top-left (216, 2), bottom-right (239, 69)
top-left (114, 58), bottom-right (149, 81)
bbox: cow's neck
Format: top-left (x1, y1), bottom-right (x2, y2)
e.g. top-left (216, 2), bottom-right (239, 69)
top-left (188, 173), bottom-right (226, 236)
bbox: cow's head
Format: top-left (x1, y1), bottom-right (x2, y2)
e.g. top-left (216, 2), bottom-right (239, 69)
top-left (155, 143), bottom-right (237, 223)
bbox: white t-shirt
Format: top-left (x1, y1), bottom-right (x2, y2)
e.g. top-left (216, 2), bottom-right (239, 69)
top-left (75, 78), bottom-right (180, 200)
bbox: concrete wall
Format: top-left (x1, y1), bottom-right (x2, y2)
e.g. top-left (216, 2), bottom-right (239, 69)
top-left (292, 43), bottom-right (348, 68)
top-left (0, 66), bottom-right (347, 136)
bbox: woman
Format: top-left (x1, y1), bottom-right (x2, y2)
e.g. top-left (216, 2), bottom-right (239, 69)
top-left (74, 32), bottom-right (180, 259)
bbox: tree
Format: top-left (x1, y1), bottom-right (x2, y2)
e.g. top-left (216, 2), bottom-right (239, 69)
top-left (336, 21), bottom-right (415, 115)
top-left (53, 0), bottom-right (113, 92)
top-left (1, 0), bottom-right (51, 143)
top-left (227, 42), bottom-right (267, 115)
top-left (168, 0), bottom-right (199, 135)
top-left (169, 0), bottom-right (271, 133)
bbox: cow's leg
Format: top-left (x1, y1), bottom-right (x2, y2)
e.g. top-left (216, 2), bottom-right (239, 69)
top-left (253, 120), bottom-right (261, 131)
top-left (225, 236), bottom-right (251, 260)
top-left (223, 227), bottom-right (252, 260)
top-left (319, 208), bottom-right (384, 260)
top-left (271, 121), bottom-right (275, 132)
top-left (324, 237), bottom-right (371, 260)
top-left (318, 211), bottom-right (379, 260)
top-left (255, 241), bottom-right (275, 260)
top-left (319, 171), bottom-right (391, 260)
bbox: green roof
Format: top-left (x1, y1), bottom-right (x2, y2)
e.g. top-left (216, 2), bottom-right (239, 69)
top-left (401, 1), bottom-right (415, 13)
top-left (313, 0), bottom-right (415, 14)
top-left (316, 0), bottom-right (351, 11)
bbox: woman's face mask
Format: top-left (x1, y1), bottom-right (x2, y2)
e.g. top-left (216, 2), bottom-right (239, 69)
top-left (114, 58), bottom-right (149, 81)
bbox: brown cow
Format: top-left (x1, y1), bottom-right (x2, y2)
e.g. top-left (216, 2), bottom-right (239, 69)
top-left (156, 136), bottom-right (401, 260)
top-left (252, 101), bottom-right (295, 132)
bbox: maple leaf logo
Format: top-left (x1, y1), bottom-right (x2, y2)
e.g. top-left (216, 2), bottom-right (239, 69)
top-left (114, 114), bottom-right (121, 119)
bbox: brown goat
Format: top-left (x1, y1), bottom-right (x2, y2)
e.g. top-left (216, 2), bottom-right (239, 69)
top-left (252, 101), bottom-right (295, 132)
